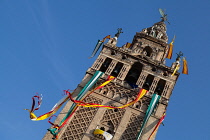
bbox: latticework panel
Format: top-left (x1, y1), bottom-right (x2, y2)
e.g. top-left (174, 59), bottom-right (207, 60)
top-left (120, 113), bottom-right (144, 140)
top-left (99, 107), bottom-right (126, 134)
top-left (61, 95), bottom-right (103, 140)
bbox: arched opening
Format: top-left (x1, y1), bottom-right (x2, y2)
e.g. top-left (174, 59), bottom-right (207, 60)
top-left (99, 58), bottom-right (112, 72)
top-left (142, 74), bottom-right (154, 90)
top-left (155, 79), bottom-right (166, 95)
top-left (111, 62), bottom-right (123, 77)
top-left (125, 62), bottom-right (143, 86)
top-left (143, 46), bottom-right (153, 57)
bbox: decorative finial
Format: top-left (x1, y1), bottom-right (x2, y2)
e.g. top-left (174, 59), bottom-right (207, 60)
top-left (159, 8), bottom-right (170, 24)
top-left (176, 51), bottom-right (183, 61)
top-left (115, 28), bottom-right (123, 38)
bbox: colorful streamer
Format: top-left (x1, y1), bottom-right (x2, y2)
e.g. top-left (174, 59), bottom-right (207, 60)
top-left (48, 71), bottom-right (104, 139)
top-left (25, 94), bottom-right (69, 121)
top-left (95, 75), bottom-right (115, 90)
top-left (166, 35), bottom-right (175, 59)
top-left (136, 94), bottom-right (161, 140)
top-left (148, 113), bottom-right (166, 140)
top-left (182, 57), bottom-right (188, 75)
top-left (66, 88), bottom-right (147, 109)
top-left (94, 128), bottom-right (113, 140)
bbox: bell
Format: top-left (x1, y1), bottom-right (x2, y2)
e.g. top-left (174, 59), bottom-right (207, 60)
top-left (102, 62), bottom-right (109, 68)
top-left (155, 87), bottom-right (162, 95)
top-left (143, 82), bottom-right (150, 90)
top-left (128, 72), bottom-right (138, 79)
top-left (112, 69), bottom-right (119, 76)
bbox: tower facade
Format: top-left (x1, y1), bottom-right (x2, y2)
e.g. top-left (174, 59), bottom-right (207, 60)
top-left (43, 20), bottom-right (179, 140)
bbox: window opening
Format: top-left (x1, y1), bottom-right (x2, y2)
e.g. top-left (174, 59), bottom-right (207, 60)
top-left (99, 58), bottom-right (112, 72)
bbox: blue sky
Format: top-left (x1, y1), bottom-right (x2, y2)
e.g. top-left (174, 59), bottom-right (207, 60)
top-left (1, 0), bottom-right (210, 140)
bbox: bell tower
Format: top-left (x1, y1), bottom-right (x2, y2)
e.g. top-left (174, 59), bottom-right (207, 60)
top-left (43, 17), bottom-right (180, 140)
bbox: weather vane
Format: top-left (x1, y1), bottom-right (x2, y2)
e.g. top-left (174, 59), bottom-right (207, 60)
top-left (159, 8), bottom-right (170, 24)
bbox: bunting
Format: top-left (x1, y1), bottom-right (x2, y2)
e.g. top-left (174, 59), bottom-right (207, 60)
top-left (182, 57), bottom-right (188, 75)
top-left (166, 35), bottom-right (175, 59)
top-left (148, 113), bottom-right (166, 140)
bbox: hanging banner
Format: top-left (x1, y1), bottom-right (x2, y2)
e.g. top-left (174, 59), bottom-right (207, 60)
top-left (166, 35), bottom-right (175, 59)
top-left (182, 57), bottom-right (188, 75)
top-left (136, 94), bottom-right (161, 140)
